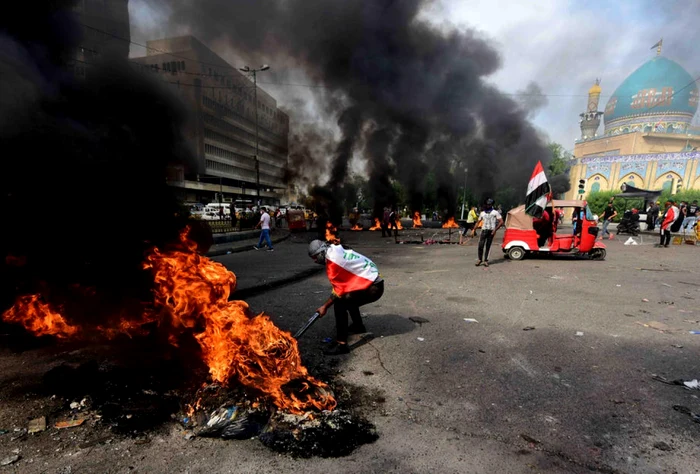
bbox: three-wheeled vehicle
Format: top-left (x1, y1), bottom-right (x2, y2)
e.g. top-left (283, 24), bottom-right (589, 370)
top-left (502, 199), bottom-right (606, 261)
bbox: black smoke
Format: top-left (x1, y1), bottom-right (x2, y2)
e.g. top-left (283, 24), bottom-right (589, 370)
top-left (0, 2), bottom-right (195, 327)
top-left (155, 0), bottom-right (554, 214)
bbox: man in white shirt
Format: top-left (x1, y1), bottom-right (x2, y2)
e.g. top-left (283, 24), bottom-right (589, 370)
top-left (253, 207), bottom-right (274, 251)
top-left (471, 199), bottom-right (503, 267)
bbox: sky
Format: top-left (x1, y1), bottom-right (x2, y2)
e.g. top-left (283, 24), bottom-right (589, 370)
top-left (128, 0), bottom-right (699, 154)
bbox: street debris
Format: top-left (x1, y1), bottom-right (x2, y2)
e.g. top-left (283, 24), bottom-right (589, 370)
top-left (0, 454), bottom-right (20, 466)
top-left (636, 321), bottom-right (671, 333)
top-left (623, 237), bottom-right (638, 245)
top-left (463, 318), bottom-right (479, 323)
top-left (409, 316), bottom-right (430, 325)
top-left (70, 401), bottom-right (80, 409)
top-left (523, 327), bottom-right (536, 331)
top-left (520, 433), bottom-right (541, 445)
top-left (642, 298), bottom-right (649, 302)
top-left (0, 430), bottom-right (9, 435)
top-left (673, 405), bottom-right (700, 423)
top-left (194, 405), bottom-right (266, 440)
top-left (689, 330), bottom-right (700, 335)
top-left (575, 331), bottom-right (584, 336)
top-left (653, 441), bottom-right (673, 451)
top-left (28, 416), bottom-right (46, 434)
top-left (682, 379), bottom-right (700, 390)
top-left (322, 337), bottom-right (333, 343)
top-left (672, 344), bottom-right (684, 349)
top-left (416, 337), bottom-right (425, 342)
top-left (55, 419), bottom-right (85, 429)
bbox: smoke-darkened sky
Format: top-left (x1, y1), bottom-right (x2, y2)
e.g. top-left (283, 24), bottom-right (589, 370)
top-left (130, 0), bottom-right (700, 150)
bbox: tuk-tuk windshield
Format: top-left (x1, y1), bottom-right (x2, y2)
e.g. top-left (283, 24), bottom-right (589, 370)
top-left (584, 205), bottom-right (594, 221)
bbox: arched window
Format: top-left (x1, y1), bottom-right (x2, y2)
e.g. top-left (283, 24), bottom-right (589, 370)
top-left (590, 182), bottom-right (601, 193)
top-left (662, 180), bottom-right (673, 193)
top-left (643, 125), bottom-right (652, 133)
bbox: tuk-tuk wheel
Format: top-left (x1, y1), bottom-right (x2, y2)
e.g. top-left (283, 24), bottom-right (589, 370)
top-left (507, 246), bottom-right (525, 261)
top-left (590, 248), bottom-right (606, 260)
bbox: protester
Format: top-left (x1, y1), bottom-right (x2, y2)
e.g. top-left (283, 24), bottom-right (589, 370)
top-left (682, 200), bottom-right (698, 233)
top-left (388, 208), bottom-right (399, 237)
top-left (253, 207), bottom-right (274, 251)
top-left (471, 199), bottom-right (503, 267)
top-left (646, 201), bottom-right (659, 231)
top-left (229, 203), bottom-right (238, 230)
top-left (459, 206), bottom-right (478, 245)
top-left (657, 200), bottom-right (680, 248)
top-left (381, 207), bottom-right (390, 237)
top-left (533, 207), bottom-right (552, 246)
top-left (600, 202), bottom-right (617, 239)
top-left (308, 239), bottom-right (384, 355)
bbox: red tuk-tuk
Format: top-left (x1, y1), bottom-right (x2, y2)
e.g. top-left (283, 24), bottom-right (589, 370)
top-left (287, 208), bottom-right (307, 232)
top-left (502, 200), bottom-right (606, 261)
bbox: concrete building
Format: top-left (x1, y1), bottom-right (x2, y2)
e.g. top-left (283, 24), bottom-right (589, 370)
top-left (132, 36), bottom-right (290, 207)
top-left (71, 0), bottom-right (131, 76)
top-left (565, 43), bottom-right (700, 200)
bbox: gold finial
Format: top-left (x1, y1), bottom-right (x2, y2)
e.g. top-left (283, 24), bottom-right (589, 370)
top-left (651, 38), bottom-right (663, 56)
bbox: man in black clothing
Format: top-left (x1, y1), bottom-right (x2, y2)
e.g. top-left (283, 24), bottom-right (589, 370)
top-left (601, 203), bottom-right (617, 239)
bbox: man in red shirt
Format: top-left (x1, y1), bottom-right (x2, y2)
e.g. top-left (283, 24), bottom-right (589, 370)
top-left (657, 200), bottom-right (680, 248)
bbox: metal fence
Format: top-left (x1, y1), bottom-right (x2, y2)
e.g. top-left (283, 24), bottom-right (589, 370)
top-left (200, 217), bottom-right (289, 234)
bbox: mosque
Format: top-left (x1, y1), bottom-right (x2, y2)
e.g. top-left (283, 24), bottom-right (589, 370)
top-left (565, 41), bottom-right (700, 200)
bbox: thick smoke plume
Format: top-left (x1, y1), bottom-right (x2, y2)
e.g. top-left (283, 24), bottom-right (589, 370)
top-left (161, 0), bottom-right (553, 214)
top-left (0, 2), bottom-right (195, 326)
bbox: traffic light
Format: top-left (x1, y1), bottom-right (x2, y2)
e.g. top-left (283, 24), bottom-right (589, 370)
top-left (578, 179), bottom-right (586, 194)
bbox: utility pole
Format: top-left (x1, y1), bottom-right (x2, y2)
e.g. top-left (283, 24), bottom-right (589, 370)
top-left (240, 65), bottom-right (270, 206)
top-left (460, 166), bottom-right (468, 220)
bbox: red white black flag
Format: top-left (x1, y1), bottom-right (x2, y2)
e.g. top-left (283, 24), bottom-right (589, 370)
top-left (525, 161), bottom-right (551, 218)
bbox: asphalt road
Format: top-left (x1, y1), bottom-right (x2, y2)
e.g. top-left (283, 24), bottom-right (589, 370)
top-left (1, 229), bottom-right (699, 473)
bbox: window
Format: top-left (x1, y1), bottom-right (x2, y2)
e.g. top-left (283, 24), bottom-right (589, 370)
top-left (662, 180), bottom-right (672, 193)
top-left (590, 182), bottom-right (600, 193)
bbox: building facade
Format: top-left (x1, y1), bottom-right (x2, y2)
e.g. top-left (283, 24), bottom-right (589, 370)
top-left (566, 44), bottom-right (700, 199)
top-left (71, 0), bottom-right (131, 76)
top-left (132, 36), bottom-right (290, 206)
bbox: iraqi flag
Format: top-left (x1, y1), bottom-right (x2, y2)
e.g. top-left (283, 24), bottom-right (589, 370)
top-left (525, 161), bottom-right (551, 218)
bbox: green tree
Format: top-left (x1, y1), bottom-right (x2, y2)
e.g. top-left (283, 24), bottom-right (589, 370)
top-left (547, 142), bottom-right (572, 175)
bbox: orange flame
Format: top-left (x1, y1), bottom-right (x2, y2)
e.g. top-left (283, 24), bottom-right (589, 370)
top-left (325, 221), bottom-right (339, 242)
top-left (369, 218), bottom-right (382, 230)
top-left (351, 224), bottom-right (363, 231)
top-left (412, 211), bottom-right (422, 228)
top-left (395, 219), bottom-right (403, 230)
top-left (1, 228), bottom-right (337, 414)
top-left (2, 295), bottom-right (78, 338)
top-left (442, 217), bottom-right (459, 228)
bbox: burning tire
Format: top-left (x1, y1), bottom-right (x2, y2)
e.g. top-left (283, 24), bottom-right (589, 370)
top-left (507, 246), bottom-right (525, 261)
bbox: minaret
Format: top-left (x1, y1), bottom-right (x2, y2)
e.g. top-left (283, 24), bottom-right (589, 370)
top-left (579, 79), bottom-right (603, 140)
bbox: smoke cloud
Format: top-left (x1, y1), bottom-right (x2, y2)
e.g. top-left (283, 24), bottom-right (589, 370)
top-left (158, 0), bottom-right (552, 213)
top-left (0, 2), bottom-right (195, 324)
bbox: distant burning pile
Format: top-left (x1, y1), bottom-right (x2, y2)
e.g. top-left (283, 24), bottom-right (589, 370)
top-left (325, 221), bottom-right (339, 242)
top-left (442, 217), bottom-right (460, 229)
top-left (351, 224), bottom-right (363, 231)
top-left (412, 212), bottom-right (423, 228)
top-left (2, 228), bottom-right (336, 415)
top-left (369, 218), bottom-right (382, 231)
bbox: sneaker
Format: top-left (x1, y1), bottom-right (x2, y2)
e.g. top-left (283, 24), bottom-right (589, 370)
top-left (323, 343), bottom-right (349, 356)
top-left (483, 261), bottom-right (489, 267)
top-left (475, 261), bottom-right (482, 267)
top-left (347, 323), bottom-right (367, 335)
top-left (253, 246), bottom-right (260, 250)
top-left (266, 248), bottom-right (274, 252)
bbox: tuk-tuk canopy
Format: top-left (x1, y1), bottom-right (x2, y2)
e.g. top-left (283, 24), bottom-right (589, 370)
top-left (505, 200), bottom-right (589, 229)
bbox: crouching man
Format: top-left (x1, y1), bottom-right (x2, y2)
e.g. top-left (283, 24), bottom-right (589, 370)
top-left (308, 240), bottom-right (384, 355)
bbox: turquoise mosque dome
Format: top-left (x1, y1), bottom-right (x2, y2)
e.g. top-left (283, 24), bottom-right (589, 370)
top-left (604, 56), bottom-right (699, 135)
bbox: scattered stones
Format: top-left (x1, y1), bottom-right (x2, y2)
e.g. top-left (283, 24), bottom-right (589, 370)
top-left (28, 417), bottom-right (46, 434)
top-left (0, 454), bottom-right (20, 466)
top-left (653, 441), bottom-right (672, 451)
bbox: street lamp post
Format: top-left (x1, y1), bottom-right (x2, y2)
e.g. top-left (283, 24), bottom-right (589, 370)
top-left (460, 166), bottom-right (468, 220)
top-left (240, 64), bottom-right (270, 205)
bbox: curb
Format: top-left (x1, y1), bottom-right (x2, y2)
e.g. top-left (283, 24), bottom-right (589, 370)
top-left (206, 232), bottom-right (291, 257)
top-left (234, 266), bottom-right (325, 300)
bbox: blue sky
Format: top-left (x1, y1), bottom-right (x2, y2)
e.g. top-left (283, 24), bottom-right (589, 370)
top-left (129, 0), bottom-right (699, 152)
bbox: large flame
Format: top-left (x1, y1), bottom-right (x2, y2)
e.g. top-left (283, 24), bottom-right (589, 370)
top-left (2, 295), bottom-right (78, 338)
top-left (1, 228), bottom-right (336, 414)
top-left (325, 221), bottom-right (339, 243)
top-left (412, 211), bottom-right (422, 228)
top-left (395, 219), bottom-right (403, 230)
top-left (369, 218), bottom-right (382, 230)
top-left (442, 217), bottom-right (460, 228)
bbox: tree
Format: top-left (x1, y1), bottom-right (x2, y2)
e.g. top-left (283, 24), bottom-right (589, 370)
top-left (547, 142), bottom-right (572, 175)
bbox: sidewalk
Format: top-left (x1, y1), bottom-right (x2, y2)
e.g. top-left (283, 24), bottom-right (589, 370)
top-left (210, 237), bottom-right (324, 298)
top-left (206, 229), bottom-right (291, 257)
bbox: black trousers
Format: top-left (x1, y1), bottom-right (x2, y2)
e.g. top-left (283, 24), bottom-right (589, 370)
top-left (334, 280), bottom-right (384, 343)
top-left (660, 229), bottom-right (672, 246)
top-left (478, 229), bottom-right (495, 261)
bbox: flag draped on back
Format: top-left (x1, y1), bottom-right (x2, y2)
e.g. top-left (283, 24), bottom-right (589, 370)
top-left (525, 161), bottom-right (551, 218)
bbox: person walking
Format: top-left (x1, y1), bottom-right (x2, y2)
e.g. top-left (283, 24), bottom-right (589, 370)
top-left (308, 239), bottom-right (384, 355)
top-left (600, 202), bottom-right (617, 239)
top-left (253, 207), bottom-right (274, 251)
top-left (657, 200), bottom-right (680, 248)
top-left (471, 199), bottom-right (503, 267)
top-left (381, 208), bottom-right (390, 237)
top-left (459, 206), bottom-right (478, 245)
